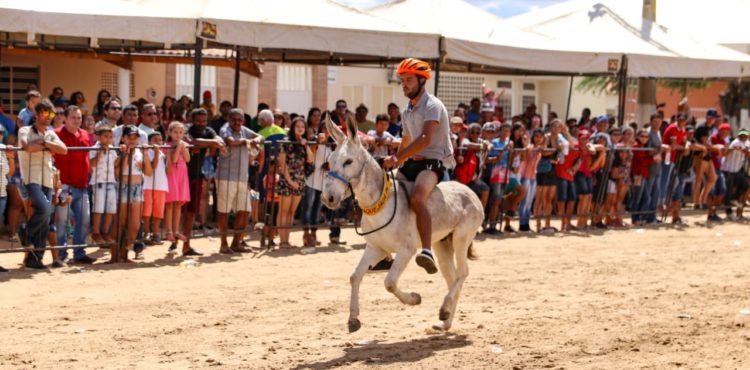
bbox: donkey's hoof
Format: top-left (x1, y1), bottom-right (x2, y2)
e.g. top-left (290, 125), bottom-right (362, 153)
top-left (439, 308), bottom-right (451, 321)
top-left (348, 319), bottom-right (362, 333)
top-left (431, 322), bottom-right (451, 331)
top-left (410, 292), bottom-right (422, 305)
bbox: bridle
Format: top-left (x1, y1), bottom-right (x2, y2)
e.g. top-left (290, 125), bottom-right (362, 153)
top-left (324, 156), bottom-right (400, 236)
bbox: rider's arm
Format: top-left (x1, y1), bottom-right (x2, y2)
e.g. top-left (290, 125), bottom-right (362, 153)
top-left (391, 120), bottom-right (437, 166)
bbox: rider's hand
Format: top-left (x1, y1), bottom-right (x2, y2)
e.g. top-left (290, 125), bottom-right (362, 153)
top-left (383, 156), bottom-right (398, 169)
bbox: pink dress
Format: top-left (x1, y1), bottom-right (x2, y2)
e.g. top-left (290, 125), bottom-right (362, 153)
top-left (165, 151), bottom-right (190, 204)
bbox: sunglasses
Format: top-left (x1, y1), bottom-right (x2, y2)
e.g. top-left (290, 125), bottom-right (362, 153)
top-left (41, 111), bottom-right (56, 120)
top-left (55, 111), bottom-right (65, 115)
top-left (336, 105), bottom-right (347, 109)
top-left (146, 112), bottom-right (158, 116)
top-left (109, 106), bottom-right (122, 111)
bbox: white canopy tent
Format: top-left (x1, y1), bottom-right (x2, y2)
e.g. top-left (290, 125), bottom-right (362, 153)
top-left (508, 1), bottom-right (750, 78)
top-left (0, 0), bottom-right (199, 45)
top-left (369, 0), bottom-right (620, 76)
top-left (201, 0), bottom-right (438, 61)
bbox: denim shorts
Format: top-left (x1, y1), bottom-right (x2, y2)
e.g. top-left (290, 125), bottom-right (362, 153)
top-left (711, 171), bottom-right (727, 197)
top-left (469, 178), bottom-right (490, 193)
top-left (119, 183), bottom-right (144, 203)
top-left (556, 178), bottom-right (577, 202)
top-left (574, 172), bottom-right (593, 195)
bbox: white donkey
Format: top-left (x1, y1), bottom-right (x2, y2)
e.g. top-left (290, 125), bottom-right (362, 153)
top-left (320, 115), bottom-right (484, 332)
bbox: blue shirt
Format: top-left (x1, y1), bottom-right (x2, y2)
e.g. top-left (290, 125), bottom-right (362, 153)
top-left (467, 111), bottom-right (480, 124)
top-left (0, 113), bottom-right (14, 140)
top-left (18, 108), bottom-right (34, 126)
top-left (490, 137), bottom-right (510, 167)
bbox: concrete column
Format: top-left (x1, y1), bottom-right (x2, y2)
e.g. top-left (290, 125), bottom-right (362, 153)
top-left (118, 67), bottom-right (130, 102)
top-left (247, 75), bottom-right (259, 115)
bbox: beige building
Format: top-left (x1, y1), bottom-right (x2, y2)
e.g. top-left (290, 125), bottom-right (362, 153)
top-left (2, 51), bottom-right (619, 123)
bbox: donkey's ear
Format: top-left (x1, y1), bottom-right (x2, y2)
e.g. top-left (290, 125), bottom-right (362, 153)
top-left (345, 113), bottom-right (360, 144)
top-left (325, 111), bottom-right (345, 144)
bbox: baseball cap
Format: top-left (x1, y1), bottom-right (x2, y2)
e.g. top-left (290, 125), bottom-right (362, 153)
top-left (122, 125), bottom-right (140, 137)
top-left (676, 112), bottom-right (688, 121)
top-left (738, 129), bottom-right (749, 136)
top-left (595, 115), bottom-right (609, 124)
top-left (719, 123), bottom-right (732, 132)
top-left (578, 129), bottom-right (591, 138)
top-left (483, 87), bottom-right (494, 96)
top-left (480, 103), bottom-right (494, 113)
top-left (481, 122), bottom-right (497, 131)
top-left (706, 108), bottom-right (718, 118)
top-left (203, 90), bottom-right (212, 98)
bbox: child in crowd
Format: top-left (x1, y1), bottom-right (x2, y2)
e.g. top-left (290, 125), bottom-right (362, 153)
top-left (535, 121), bottom-right (558, 233)
top-left (164, 122), bottom-right (191, 242)
top-left (518, 128), bottom-right (544, 232)
top-left (366, 114), bottom-right (399, 158)
top-left (263, 161), bottom-right (280, 246)
top-left (50, 170), bottom-right (72, 267)
top-left (82, 115), bottom-right (97, 145)
top-left (608, 143), bottom-right (631, 227)
top-left (90, 124), bottom-right (118, 243)
top-left (143, 132), bottom-right (168, 246)
top-left (484, 122), bottom-right (512, 234)
top-left (113, 125), bottom-right (152, 262)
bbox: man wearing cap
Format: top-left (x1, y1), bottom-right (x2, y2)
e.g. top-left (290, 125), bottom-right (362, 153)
top-left (18, 99), bottom-right (68, 269)
top-left (720, 127), bottom-right (750, 220)
top-left (383, 58), bottom-right (454, 274)
top-left (201, 90), bottom-right (216, 119)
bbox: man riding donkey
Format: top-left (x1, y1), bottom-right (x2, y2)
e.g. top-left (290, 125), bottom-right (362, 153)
top-left (383, 58), bottom-right (456, 275)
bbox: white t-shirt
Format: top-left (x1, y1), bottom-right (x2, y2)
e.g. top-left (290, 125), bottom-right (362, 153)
top-left (0, 149), bottom-right (9, 197)
top-left (366, 130), bottom-right (396, 157)
top-left (143, 148), bottom-right (168, 191)
top-left (89, 142), bottom-right (118, 185)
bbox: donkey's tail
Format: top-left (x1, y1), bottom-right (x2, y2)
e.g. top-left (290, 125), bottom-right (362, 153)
top-left (467, 243), bottom-right (478, 261)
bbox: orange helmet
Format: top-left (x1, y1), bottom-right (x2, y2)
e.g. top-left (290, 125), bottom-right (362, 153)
top-left (397, 58), bottom-right (431, 80)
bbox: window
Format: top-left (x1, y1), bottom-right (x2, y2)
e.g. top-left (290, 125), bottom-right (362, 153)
top-left (522, 95), bottom-right (536, 111)
top-left (522, 82), bottom-right (536, 112)
top-left (0, 66), bottom-right (39, 115)
top-left (277, 64), bottom-right (311, 115)
top-left (437, 73), bottom-right (484, 111)
top-left (498, 95), bottom-right (512, 122)
top-left (175, 65), bottom-right (217, 101)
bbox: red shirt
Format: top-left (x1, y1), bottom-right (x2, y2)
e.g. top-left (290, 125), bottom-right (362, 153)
top-left (577, 143), bottom-right (593, 177)
top-left (710, 133), bottom-right (727, 169)
top-left (662, 123), bottom-right (687, 163)
top-left (555, 149), bottom-right (579, 182)
top-left (631, 142), bottom-right (651, 179)
top-left (54, 126), bottom-right (91, 188)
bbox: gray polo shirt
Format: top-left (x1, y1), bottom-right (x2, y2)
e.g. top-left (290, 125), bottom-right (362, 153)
top-left (217, 125), bottom-right (256, 182)
top-left (402, 92), bottom-right (455, 169)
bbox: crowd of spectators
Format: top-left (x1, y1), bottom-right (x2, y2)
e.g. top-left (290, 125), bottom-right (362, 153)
top-left (0, 84), bottom-right (747, 273)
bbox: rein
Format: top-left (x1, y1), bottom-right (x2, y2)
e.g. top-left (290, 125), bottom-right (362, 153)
top-left (326, 160), bottom-right (400, 236)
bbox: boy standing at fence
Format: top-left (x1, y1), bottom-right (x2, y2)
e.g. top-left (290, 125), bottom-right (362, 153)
top-left (18, 99), bottom-right (68, 269)
top-left (90, 124), bottom-right (118, 244)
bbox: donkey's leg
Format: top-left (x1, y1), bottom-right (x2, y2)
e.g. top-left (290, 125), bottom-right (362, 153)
top-left (434, 234), bottom-right (473, 331)
top-left (348, 245), bottom-right (388, 333)
top-left (433, 237), bottom-right (457, 323)
top-left (384, 249), bottom-right (422, 305)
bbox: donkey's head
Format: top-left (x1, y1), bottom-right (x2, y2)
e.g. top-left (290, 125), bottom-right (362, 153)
top-left (321, 113), bottom-right (372, 210)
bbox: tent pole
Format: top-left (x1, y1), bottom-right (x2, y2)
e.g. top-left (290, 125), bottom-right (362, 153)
top-left (617, 55), bottom-right (628, 127)
top-left (193, 36), bottom-right (202, 104)
top-left (433, 36), bottom-right (443, 96)
top-left (565, 75), bottom-right (573, 120)
top-left (233, 46), bottom-right (240, 107)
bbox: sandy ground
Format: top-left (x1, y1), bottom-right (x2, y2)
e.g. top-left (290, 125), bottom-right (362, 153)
top-left (1, 214), bottom-right (750, 369)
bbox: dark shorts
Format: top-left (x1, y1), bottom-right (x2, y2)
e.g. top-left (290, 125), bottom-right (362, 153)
top-left (556, 178), bottom-right (576, 202)
top-left (537, 171), bottom-right (556, 187)
top-left (574, 172), bottom-right (593, 195)
top-left (183, 178), bottom-right (203, 214)
top-left (399, 159), bottom-right (445, 183)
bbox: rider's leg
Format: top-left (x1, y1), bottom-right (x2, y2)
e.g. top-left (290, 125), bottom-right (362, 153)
top-left (411, 170), bottom-right (439, 274)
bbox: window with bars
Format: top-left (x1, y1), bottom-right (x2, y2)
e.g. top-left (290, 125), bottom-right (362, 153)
top-left (0, 66), bottom-right (39, 115)
top-left (437, 73), bottom-right (484, 112)
top-left (522, 95), bottom-right (536, 112)
top-left (498, 95), bottom-right (512, 122)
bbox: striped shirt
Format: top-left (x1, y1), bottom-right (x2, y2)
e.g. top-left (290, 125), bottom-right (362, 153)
top-left (0, 150), bottom-right (9, 197)
top-left (721, 138), bottom-right (748, 173)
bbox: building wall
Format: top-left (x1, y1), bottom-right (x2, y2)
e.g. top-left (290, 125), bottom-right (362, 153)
top-left (2, 52), bottom-right (167, 113)
top-left (656, 80), bottom-right (728, 120)
top-left (258, 62), bottom-right (277, 110)
top-left (327, 65), bottom-right (407, 116)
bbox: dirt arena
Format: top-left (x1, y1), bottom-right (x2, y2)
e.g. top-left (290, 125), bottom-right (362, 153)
top-left (1, 214), bottom-right (749, 369)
